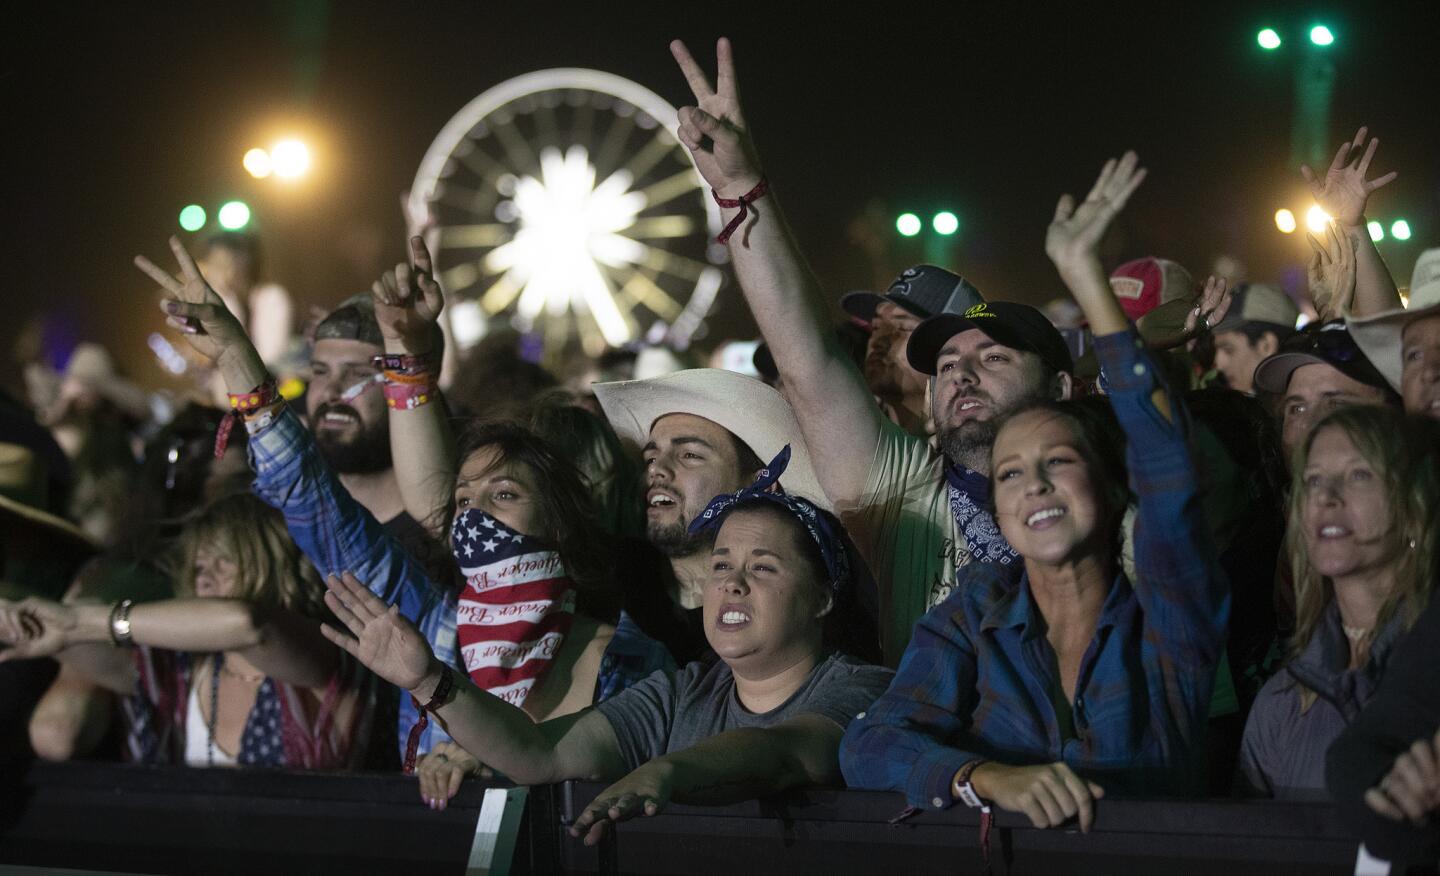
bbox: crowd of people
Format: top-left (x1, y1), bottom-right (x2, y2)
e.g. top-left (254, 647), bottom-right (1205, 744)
top-left (3, 36), bottom-right (1440, 867)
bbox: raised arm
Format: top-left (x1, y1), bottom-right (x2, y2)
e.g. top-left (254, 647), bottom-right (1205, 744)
top-left (0, 596), bottom-right (339, 692)
top-left (320, 572), bottom-right (624, 785)
top-left (373, 237), bottom-right (455, 535)
top-left (1301, 127), bottom-right (1401, 317)
top-left (668, 39), bottom-right (883, 505)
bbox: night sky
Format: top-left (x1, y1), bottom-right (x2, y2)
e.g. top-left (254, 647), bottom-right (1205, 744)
top-left (7, 1), bottom-right (1438, 387)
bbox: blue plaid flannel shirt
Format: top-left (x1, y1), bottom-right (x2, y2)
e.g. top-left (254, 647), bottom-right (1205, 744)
top-left (248, 405), bottom-right (456, 759)
top-left (839, 328), bottom-right (1230, 809)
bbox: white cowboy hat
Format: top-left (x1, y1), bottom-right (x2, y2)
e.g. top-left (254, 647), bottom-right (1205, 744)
top-left (593, 368), bottom-right (833, 513)
top-left (1347, 247), bottom-right (1440, 391)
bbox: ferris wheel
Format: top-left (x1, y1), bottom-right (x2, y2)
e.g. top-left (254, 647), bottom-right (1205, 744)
top-left (408, 69), bottom-right (727, 357)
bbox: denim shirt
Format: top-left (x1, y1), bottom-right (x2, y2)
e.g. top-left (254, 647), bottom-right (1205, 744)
top-left (839, 329), bottom-right (1230, 809)
top-left (248, 405), bottom-right (458, 759)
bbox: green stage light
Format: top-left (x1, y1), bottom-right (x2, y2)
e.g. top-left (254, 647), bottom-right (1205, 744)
top-left (896, 213), bottom-right (922, 237)
top-left (178, 205), bottom-right (207, 232)
top-left (932, 211), bottom-right (959, 236)
top-left (218, 201), bottom-right (252, 230)
top-left (1367, 221), bottom-right (1384, 242)
top-left (1391, 219), bottom-right (1412, 241)
top-left (1309, 25), bottom-right (1334, 46)
top-left (1257, 28), bottom-right (1281, 50)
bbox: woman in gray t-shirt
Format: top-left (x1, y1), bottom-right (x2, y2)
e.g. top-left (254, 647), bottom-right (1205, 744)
top-left (321, 448), bottom-right (892, 845)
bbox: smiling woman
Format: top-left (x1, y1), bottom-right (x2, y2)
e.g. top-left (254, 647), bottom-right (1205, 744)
top-left (840, 152), bottom-right (1231, 835)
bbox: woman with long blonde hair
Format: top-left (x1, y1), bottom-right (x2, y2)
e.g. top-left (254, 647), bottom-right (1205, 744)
top-left (0, 492), bottom-right (372, 769)
top-left (1240, 406), bottom-right (1438, 798)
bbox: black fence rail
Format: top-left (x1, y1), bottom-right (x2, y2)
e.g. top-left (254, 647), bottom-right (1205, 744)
top-left (0, 761), bottom-right (1361, 875)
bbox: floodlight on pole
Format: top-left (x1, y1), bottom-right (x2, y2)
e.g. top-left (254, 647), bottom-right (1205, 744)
top-left (1309, 25), bottom-right (1335, 46)
top-left (1257, 28), bottom-right (1282, 50)
top-left (1367, 221), bottom-right (1385, 242)
top-left (932, 211), bottom-right (959, 236)
top-left (178, 205), bottom-right (207, 232)
top-left (218, 201), bottom-right (252, 230)
top-left (896, 213), bottom-right (922, 237)
top-left (270, 139), bottom-right (311, 179)
top-left (243, 148), bottom-right (273, 179)
top-left (1391, 219), bottom-right (1412, 241)
top-left (1274, 209), bottom-right (1297, 234)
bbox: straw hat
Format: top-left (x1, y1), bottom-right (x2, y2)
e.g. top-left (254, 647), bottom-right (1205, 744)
top-left (593, 368), bottom-right (832, 512)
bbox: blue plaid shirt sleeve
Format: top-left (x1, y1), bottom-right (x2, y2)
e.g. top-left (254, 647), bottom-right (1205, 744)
top-left (247, 405), bottom-right (457, 755)
top-left (839, 577), bottom-right (990, 809)
top-left (1094, 329), bottom-right (1229, 685)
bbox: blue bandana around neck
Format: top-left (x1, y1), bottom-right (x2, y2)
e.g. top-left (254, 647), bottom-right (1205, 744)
top-left (943, 461), bottom-right (1020, 568)
top-left (688, 446), bottom-right (850, 594)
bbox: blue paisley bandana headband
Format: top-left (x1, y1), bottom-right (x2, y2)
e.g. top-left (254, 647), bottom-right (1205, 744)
top-left (687, 445), bottom-right (851, 594)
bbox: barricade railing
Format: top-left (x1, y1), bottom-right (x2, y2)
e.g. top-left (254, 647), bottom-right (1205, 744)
top-left (0, 761), bottom-right (1361, 874)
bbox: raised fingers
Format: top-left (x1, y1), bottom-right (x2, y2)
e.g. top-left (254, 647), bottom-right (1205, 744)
top-left (319, 621), bottom-right (361, 659)
top-left (322, 586), bottom-right (364, 636)
top-left (134, 256), bottom-right (187, 298)
top-left (1084, 158), bottom-right (1117, 202)
top-left (410, 235), bottom-right (435, 276)
top-left (168, 236), bottom-right (206, 293)
top-left (715, 37), bottom-right (740, 101)
top-left (338, 571), bottom-right (385, 620)
top-left (669, 40), bottom-right (714, 102)
top-left (1366, 787), bottom-right (1406, 821)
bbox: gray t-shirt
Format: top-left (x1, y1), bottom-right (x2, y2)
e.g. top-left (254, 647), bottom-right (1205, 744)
top-left (595, 653), bottom-right (894, 771)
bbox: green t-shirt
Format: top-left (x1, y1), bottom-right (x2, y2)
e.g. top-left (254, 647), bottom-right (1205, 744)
top-left (845, 418), bottom-right (963, 666)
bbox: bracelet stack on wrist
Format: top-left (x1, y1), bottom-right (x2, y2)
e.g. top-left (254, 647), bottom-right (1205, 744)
top-left (373, 353), bottom-right (439, 411)
top-left (215, 378), bottom-right (280, 458)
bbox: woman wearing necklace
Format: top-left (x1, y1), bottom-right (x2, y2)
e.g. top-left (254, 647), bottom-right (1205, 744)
top-left (1238, 405), bottom-right (1437, 799)
top-left (0, 492), bottom-right (372, 769)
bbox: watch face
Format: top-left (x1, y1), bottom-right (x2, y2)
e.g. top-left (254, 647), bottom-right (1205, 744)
top-left (409, 69), bottom-right (729, 358)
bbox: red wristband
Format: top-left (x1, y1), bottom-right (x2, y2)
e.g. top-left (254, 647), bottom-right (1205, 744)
top-left (403, 666), bottom-right (454, 775)
top-left (215, 378), bottom-right (279, 458)
top-left (711, 177), bottom-right (769, 245)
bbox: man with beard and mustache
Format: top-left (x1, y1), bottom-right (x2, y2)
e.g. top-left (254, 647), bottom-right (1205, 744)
top-left (668, 37), bottom-right (1074, 663)
top-left (307, 294), bottom-right (436, 556)
top-left (593, 369), bottom-right (847, 665)
top-left (840, 266), bottom-right (984, 437)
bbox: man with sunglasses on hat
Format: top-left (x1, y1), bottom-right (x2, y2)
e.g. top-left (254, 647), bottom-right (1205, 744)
top-left (668, 38), bottom-right (1071, 663)
top-left (1252, 321), bottom-right (1400, 456)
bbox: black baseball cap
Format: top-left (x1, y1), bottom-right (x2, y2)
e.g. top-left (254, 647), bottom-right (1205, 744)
top-left (841, 265), bottom-right (985, 323)
top-left (1252, 320), bottom-right (1394, 396)
top-left (907, 301), bottom-right (1075, 376)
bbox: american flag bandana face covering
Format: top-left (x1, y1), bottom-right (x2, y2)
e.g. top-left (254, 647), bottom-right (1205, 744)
top-left (450, 508), bottom-right (577, 706)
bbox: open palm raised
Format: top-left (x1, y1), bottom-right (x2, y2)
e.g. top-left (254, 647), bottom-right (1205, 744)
top-left (320, 572), bottom-right (435, 692)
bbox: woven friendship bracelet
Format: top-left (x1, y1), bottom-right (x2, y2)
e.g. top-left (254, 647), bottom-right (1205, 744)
top-left (711, 177), bottom-right (770, 245)
top-left (215, 378), bottom-right (280, 458)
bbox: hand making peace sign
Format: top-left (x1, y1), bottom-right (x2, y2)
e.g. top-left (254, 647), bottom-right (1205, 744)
top-left (669, 38), bottom-right (764, 198)
top-left (134, 236), bottom-right (259, 378)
